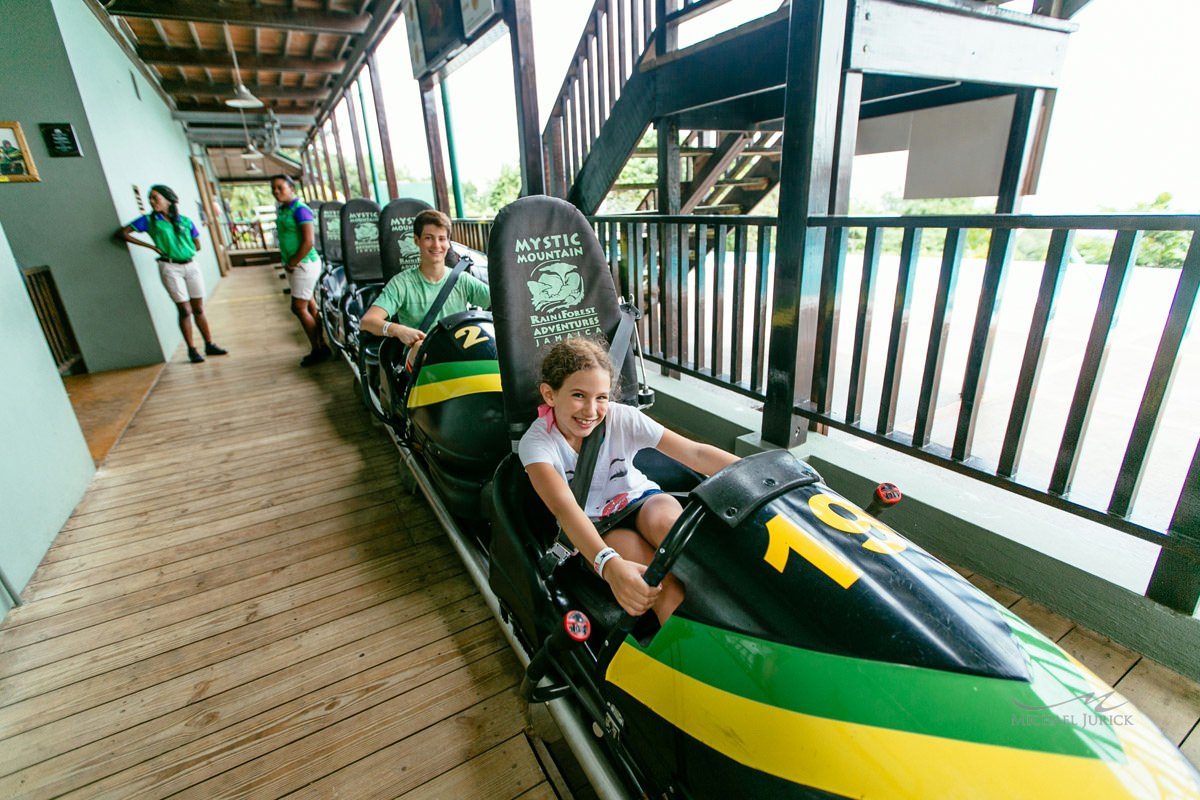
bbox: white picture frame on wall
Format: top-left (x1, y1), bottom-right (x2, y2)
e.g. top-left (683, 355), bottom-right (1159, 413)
top-left (405, 4), bottom-right (427, 77)
top-left (459, 0), bottom-right (497, 39)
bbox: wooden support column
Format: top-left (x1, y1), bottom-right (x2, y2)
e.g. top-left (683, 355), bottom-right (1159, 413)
top-left (367, 52), bottom-right (400, 201)
top-left (997, 88), bottom-right (1037, 213)
top-left (504, 0), bottom-right (544, 196)
top-left (319, 126), bottom-right (337, 199)
top-left (830, 71), bottom-right (862, 214)
top-left (330, 110), bottom-right (352, 199)
top-left (311, 140), bottom-right (331, 200)
top-left (762, 0), bottom-right (850, 447)
top-left (657, 116), bottom-right (681, 374)
top-left (190, 157), bottom-right (229, 275)
top-left (344, 88), bottom-right (372, 201)
top-left (420, 75), bottom-right (451, 212)
top-left (1146, 440), bottom-right (1200, 615)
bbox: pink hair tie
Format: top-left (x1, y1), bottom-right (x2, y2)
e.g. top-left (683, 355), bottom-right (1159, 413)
top-left (536, 403), bottom-right (555, 431)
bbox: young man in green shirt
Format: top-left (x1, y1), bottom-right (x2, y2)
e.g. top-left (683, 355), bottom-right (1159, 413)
top-left (272, 174), bottom-right (328, 366)
top-left (360, 209), bottom-right (490, 351)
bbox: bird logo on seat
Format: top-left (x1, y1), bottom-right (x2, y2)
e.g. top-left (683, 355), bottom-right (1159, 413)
top-left (528, 262), bottom-right (584, 313)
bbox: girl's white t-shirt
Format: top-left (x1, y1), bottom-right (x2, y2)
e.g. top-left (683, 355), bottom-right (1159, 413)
top-left (518, 402), bottom-right (665, 520)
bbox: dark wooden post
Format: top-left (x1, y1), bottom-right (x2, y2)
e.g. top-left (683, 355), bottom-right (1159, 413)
top-left (329, 109), bottom-right (352, 199)
top-left (996, 87), bottom-right (1037, 213)
top-left (420, 75), bottom-right (452, 212)
top-left (762, 0), bottom-right (850, 447)
top-left (319, 125), bottom-right (338, 200)
top-left (1146, 441), bottom-right (1200, 615)
top-left (656, 116), bottom-right (681, 374)
top-left (344, 88), bottom-right (372, 201)
top-left (504, 0), bottom-right (544, 196)
top-left (367, 52), bottom-right (400, 200)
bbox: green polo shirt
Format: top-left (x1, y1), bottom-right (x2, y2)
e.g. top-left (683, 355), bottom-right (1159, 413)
top-left (372, 267), bottom-right (490, 328)
top-left (129, 212), bottom-right (199, 261)
top-left (276, 199), bottom-right (319, 265)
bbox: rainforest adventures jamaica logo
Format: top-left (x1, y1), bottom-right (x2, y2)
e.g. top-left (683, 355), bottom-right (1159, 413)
top-left (349, 209), bottom-right (379, 255)
top-left (515, 232), bottom-right (601, 348)
top-left (388, 215), bottom-right (420, 271)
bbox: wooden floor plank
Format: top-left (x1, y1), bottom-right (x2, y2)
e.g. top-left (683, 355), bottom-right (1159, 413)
top-left (1113, 659), bottom-right (1200, 744)
top-left (390, 734), bottom-right (550, 800)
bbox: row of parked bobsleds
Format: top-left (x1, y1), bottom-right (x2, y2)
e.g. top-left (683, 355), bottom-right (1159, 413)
top-left (306, 194), bottom-right (1200, 799)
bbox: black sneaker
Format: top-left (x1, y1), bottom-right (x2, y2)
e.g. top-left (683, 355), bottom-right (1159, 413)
top-left (300, 346), bottom-right (331, 367)
top-left (188, 347), bottom-right (205, 363)
top-left (204, 342), bottom-right (228, 356)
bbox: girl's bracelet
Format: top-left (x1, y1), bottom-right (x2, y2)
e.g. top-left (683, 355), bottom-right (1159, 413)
top-left (594, 547), bottom-right (619, 579)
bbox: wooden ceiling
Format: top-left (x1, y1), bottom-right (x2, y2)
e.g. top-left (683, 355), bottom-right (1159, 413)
top-left (98, 0), bottom-right (403, 154)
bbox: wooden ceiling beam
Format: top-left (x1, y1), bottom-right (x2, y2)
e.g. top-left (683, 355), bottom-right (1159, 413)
top-left (138, 45), bottom-right (346, 73)
top-left (160, 80), bottom-right (327, 101)
top-left (107, 0), bottom-right (370, 35)
top-left (175, 100), bottom-right (318, 114)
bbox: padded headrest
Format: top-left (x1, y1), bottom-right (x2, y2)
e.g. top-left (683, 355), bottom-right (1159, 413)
top-left (340, 198), bottom-right (383, 283)
top-left (487, 195), bottom-right (637, 443)
top-left (318, 202), bottom-right (344, 263)
top-left (378, 198), bottom-right (433, 281)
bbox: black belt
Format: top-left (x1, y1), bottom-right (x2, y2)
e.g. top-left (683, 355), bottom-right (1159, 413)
top-left (159, 257), bottom-right (192, 264)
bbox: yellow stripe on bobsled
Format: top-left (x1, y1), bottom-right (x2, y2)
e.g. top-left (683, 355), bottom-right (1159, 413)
top-left (407, 373), bottom-right (502, 408)
top-left (606, 642), bottom-right (1198, 799)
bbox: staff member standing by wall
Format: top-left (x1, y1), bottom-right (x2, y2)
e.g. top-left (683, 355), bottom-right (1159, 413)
top-left (118, 184), bottom-right (227, 364)
top-left (272, 174), bottom-right (328, 366)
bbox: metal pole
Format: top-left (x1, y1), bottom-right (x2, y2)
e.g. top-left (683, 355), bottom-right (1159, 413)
top-left (441, 81), bottom-right (465, 217)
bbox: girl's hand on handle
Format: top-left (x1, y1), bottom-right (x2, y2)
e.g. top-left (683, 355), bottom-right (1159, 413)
top-left (604, 558), bottom-right (660, 617)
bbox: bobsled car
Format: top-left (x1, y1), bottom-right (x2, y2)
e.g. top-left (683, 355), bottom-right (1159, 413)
top-left (323, 197), bottom-right (504, 520)
top-left (471, 196), bottom-right (1200, 799)
top-left (315, 200), bottom-right (346, 353)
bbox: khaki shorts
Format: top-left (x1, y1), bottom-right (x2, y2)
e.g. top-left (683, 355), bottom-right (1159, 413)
top-left (158, 259), bottom-right (205, 303)
top-left (288, 259), bottom-right (321, 300)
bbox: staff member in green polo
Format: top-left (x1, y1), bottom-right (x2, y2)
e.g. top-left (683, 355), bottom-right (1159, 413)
top-left (272, 174), bottom-right (328, 366)
top-left (118, 184), bottom-right (227, 364)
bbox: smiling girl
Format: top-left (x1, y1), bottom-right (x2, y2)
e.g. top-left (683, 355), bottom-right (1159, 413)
top-left (520, 337), bottom-right (737, 623)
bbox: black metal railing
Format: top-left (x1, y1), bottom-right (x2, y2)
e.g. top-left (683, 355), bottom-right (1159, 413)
top-left (595, 211), bottom-right (1200, 609)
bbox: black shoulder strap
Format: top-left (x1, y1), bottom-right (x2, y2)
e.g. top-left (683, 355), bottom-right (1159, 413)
top-left (416, 256), bottom-right (471, 333)
top-left (567, 418), bottom-right (606, 508)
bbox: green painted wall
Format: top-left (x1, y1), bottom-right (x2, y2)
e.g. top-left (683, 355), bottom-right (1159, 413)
top-left (0, 220), bottom-right (94, 612)
top-left (0, 0), bottom-right (217, 372)
top-left (52, 0), bottom-right (220, 357)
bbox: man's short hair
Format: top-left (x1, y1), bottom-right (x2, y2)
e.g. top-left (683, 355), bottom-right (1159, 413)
top-left (271, 174), bottom-right (295, 187)
top-left (414, 209), bottom-right (452, 238)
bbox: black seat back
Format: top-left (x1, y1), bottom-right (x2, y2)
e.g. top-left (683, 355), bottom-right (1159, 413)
top-left (309, 201), bottom-right (326, 256)
top-left (340, 198), bottom-right (383, 284)
top-left (486, 195), bottom-right (637, 445)
top-left (318, 201), bottom-right (344, 264)
top-left (379, 198), bottom-right (433, 281)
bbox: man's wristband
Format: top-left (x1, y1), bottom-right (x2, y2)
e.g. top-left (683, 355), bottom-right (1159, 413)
top-left (594, 547), bottom-right (619, 579)
top-left (381, 321), bottom-right (392, 337)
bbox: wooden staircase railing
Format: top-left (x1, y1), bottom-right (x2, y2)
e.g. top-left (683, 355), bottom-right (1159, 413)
top-left (542, 0), bottom-right (788, 207)
top-left (542, 0), bottom-right (661, 199)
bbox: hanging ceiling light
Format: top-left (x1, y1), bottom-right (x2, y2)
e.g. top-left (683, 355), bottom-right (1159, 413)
top-left (223, 22), bottom-right (263, 109)
top-left (238, 109), bottom-right (263, 159)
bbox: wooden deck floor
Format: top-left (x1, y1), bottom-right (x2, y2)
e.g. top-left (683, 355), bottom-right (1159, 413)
top-left (0, 267), bottom-right (555, 799)
top-left (1, 266), bottom-right (1196, 799)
